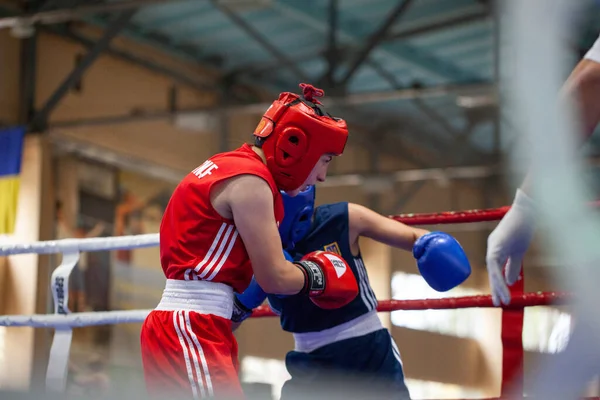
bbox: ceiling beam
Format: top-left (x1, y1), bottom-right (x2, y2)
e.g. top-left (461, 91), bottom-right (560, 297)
top-left (229, 10), bottom-right (490, 80)
top-left (211, 0), bottom-right (310, 82)
top-left (0, 0), bottom-right (175, 29)
top-left (48, 82), bottom-right (493, 129)
top-left (30, 10), bottom-right (137, 132)
top-left (44, 24), bottom-right (218, 91)
top-left (338, 0), bottom-right (415, 86)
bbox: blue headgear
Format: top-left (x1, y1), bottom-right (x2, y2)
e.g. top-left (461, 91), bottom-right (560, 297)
top-left (279, 185), bottom-right (316, 250)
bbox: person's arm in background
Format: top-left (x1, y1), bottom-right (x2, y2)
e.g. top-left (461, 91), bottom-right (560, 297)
top-left (521, 58), bottom-right (600, 193)
top-left (487, 37), bottom-right (600, 306)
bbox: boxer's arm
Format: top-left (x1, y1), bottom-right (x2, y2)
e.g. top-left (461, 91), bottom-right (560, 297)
top-left (348, 203), bottom-right (470, 291)
top-left (226, 175), bottom-right (305, 295)
top-left (348, 203), bottom-right (428, 250)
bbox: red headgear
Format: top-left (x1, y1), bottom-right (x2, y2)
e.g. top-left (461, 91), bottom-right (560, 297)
top-left (253, 83), bottom-right (349, 191)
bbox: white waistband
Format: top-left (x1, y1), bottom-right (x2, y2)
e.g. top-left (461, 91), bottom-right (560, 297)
top-left (292, 311), bottom-right (384, 353)
top-left (155, 279), bottom-right (234, 319)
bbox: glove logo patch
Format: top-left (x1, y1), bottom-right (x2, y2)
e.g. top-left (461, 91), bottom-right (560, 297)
top-left (324, 253), bottom-right (347, 278)
top-left (323, 242), bottom-right (341, 255)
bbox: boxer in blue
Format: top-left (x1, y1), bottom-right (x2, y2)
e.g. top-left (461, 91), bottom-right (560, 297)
top-left (232, 186), bottom-right (471, 400)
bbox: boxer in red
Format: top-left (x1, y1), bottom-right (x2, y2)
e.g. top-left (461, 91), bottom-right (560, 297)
top-left (140, 83), bottom-right (359, 399)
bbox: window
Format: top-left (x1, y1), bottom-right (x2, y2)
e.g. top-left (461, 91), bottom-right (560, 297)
top-left (523, 306), bottom-right (571, 353)
top-left (390, 272), bottom-right (483, 339)
top-left (390, 272), bottom-right (572, 353)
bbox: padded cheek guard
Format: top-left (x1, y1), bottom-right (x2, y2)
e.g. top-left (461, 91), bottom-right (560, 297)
top-left (279, 185), bottom-right (316, 250)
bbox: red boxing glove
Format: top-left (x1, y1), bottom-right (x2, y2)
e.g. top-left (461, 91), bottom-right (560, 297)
top-left (294, 251), bottom-right (359, 309)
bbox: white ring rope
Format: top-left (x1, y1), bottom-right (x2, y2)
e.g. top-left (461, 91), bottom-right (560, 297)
top-left (0, 233), bottom-right (161, 327)
top-left (0, 309), bottom-right (150, 328)
top-left (0, 233), bottom-right (159, 256)
top-left (0, 233), bottom-right (161, 392)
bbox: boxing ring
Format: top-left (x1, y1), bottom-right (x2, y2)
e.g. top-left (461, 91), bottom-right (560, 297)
top-left (0, 205), bottom-right (586, 400)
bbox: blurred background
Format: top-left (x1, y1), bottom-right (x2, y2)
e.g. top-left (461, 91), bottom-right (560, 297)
top-left (0, 0), bottom-right (598, 398)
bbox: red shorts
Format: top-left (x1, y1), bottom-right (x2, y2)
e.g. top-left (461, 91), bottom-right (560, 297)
top-left (140, 310), bottom-right (242, 399)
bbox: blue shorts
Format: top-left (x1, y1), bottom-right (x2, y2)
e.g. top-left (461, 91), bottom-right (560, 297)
top-left (280, 328), bottom-right (411, 400)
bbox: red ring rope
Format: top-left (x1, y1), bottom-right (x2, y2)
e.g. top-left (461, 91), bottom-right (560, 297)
top-left (390, 206), bottom-right (511, 225)
top-left (248, 291), bottom-right (571, 318)
top-left (389, 201), bottom-right (600, 225)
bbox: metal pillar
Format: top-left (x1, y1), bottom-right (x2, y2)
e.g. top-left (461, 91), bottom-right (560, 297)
top-left (324, 0), bottom-right (338, 88)
top-left (492, 0), bottom-right (501, 166)
top-left (366, 133), bottom-right (384, 212)
top-left (43, 25), bottom-right (217, 92)
top-left (18, 23), bottom-right (37, 126)
top-left (218, 83), bottom-right (233, 153)
top-left (481, 0), bottom-right (502, 253)
top-left (29, 10), bottom-right (136, 132)
top-left (168, 85), bottom-right (178, 114)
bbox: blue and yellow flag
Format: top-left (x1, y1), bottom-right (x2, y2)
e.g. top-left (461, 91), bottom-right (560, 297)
top-left (0, 126), bottom-right (25, 235)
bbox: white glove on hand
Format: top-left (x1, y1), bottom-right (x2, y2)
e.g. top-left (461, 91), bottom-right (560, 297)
top-left (486, 189), bottom-right (536, 306)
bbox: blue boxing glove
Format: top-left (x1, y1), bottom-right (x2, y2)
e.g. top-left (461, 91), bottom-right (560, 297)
top-left (232, 276), bottom-right (267, 323)
top-left (413, 232), bottom-right (471, 292)
top-left (232, 250), bottom-right (293, 323)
